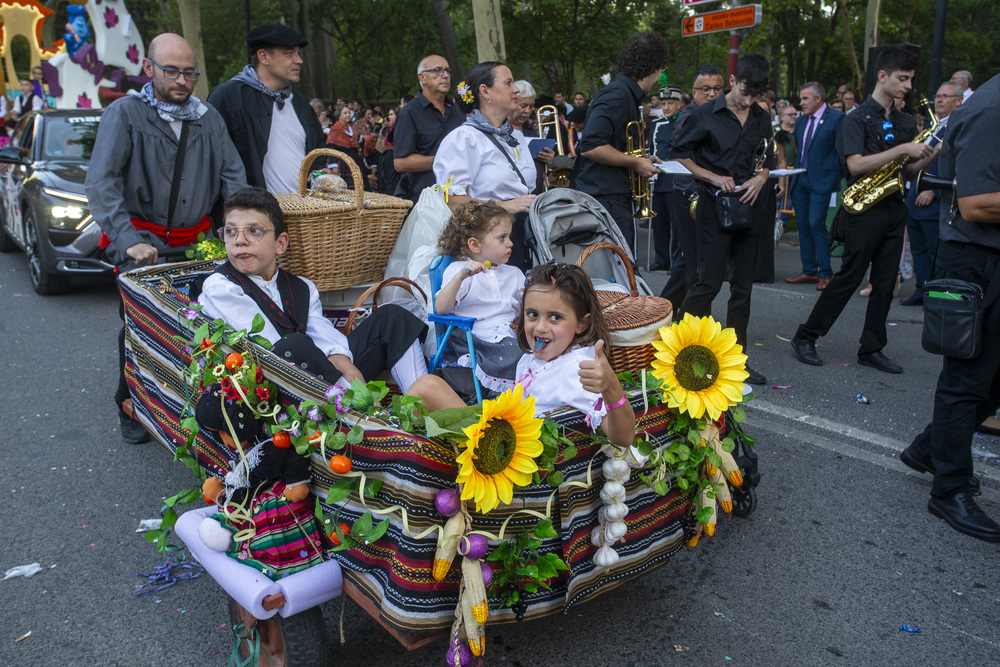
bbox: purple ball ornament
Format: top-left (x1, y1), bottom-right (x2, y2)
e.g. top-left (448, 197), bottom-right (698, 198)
top-left (458, 533), bottom-right (488, 560)
top-left (445, 638), bottom-right (473, 667)
top-left (435, 488), bottom-right (462, 517)
top-left (480, 561), bottom-right (493, 588)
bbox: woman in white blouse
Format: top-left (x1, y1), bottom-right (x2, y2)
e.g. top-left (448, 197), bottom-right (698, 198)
top-left (434, 62), bottom-right (537, 269)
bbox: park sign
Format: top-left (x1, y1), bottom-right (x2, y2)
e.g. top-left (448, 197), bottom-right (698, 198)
top-left (682, 4), bottom-right (763, 37)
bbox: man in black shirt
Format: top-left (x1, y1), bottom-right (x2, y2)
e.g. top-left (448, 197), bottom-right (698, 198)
top-left (670, 54), bottom-right (774, 385)
top-left (899, 73), bottom-right (1000, 542)
top-left (790, 47), bottom-right (936, 373)
top-left (575, 32), bottom-right (668, 256)
top-left (392, 54), bottom-right (464, 202)
top-left (660, 64), bottom-right (725, 315)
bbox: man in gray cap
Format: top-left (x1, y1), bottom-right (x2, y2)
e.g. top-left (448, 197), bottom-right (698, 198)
top-left (209, 24), bottom-right (326, 193)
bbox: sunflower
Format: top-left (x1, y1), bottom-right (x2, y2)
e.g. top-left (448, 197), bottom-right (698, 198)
top-left (456, 385), bottom-right (544, 514)
top-left (651, 313), bottom-right (748, 421)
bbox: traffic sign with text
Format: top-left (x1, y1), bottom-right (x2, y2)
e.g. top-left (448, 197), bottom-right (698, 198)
top-left (682, 4), bottom-right (762, 37)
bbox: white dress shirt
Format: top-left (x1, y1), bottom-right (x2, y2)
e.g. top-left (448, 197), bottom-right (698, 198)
top-left (434, 125), bottom-right (537, 200)
top-left (439, 261), bottom-right (523, 342)
top-left (200, 271), bottom-right (352, 359)
top-left (516, 345), bottom-right (607, 429)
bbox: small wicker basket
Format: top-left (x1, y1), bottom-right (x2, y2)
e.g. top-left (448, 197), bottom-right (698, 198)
top-left (576, 242), bottom-right (673, 373)
top-left (274, 149), bottom-right (413, 291)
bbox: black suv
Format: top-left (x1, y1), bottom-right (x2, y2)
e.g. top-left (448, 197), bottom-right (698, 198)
top-left (0, 109), bottom-right (112, 294)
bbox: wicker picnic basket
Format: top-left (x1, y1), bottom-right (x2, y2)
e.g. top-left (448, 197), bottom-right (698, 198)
top-left (576, 242), bottom-right (673, 373)
top-left (274, 149), bottom-right (413, 291)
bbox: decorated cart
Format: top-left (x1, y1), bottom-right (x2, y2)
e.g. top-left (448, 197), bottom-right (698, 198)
top-left (121, 259), bottom-right (758, 665)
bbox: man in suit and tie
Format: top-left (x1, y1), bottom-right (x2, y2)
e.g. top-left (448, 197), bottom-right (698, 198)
top-left (785, 82), bottom-right (845, 291)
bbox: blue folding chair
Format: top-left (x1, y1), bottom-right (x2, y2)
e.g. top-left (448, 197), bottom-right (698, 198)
top-left (428, 255), bottom-right (482, 403)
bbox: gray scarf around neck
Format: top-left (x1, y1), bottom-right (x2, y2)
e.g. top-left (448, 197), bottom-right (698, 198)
top-left (463, 109), bottom-right (519, 147)
top-left (134, 82), bottom-right (207, 122)
top-left (233, 65), bottom-right (292, 110)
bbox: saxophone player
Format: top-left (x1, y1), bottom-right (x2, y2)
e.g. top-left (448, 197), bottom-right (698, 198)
top-left (670, 54), bottom-right (774, 387)
top-left (791, 47), bottom-right (938, 373)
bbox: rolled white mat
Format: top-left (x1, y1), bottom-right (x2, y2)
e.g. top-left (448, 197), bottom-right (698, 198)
top-left (275, 558), bottom-right (343, 618)
top-left (175, 506), bottom-right (280, 620)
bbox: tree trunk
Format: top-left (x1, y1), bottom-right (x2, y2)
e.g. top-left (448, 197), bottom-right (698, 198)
top-left (864, 0), bottom-right (882, 72)
top-left (471, 0), bottom-right (506, 63)
top-left (837, 0), bottom-right (864, 93)
top-left (177, 0), bottom-right (209, 97)
top-left (432, 1), bottom-right (465, 84)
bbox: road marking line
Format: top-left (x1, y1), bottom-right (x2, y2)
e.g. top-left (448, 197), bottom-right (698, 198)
top-left (744, 398), bottom-right (1000, 485)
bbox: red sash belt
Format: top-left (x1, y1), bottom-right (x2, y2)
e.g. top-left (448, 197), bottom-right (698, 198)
top-left (99, 214), bottom-right (212, 249)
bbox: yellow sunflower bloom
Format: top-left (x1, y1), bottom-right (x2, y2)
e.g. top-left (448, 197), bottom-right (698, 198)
top-left (651, 313), bottom-right (748, 421)
top-left (456, 385), bottom-right (544, 514)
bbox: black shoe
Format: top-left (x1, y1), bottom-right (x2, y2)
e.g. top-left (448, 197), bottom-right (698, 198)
top-left (790, 335), bottom-right (822, 366)
top-left (928, 491), bottom-right (1000, 542)
top-left (745, 366), bottom-right (766, 385)
top-left (648, 264), bottom-right (669, 272)
top-left (899, 294), bottom-right (923, 306)
top-left (119, 409), bottom-right (151, 444)
top-left (900, 446), bottom-right (980, 493)
top-left (975, 423), bottom-right (1000, 437)
top-left (857, 351), bottom-right (903, 374)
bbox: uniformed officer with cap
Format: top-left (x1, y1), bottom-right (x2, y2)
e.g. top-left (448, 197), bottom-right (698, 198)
top-left (209, 23), bottom-right (326, 194)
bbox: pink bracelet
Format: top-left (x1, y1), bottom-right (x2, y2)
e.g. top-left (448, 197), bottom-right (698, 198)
top-left (605, 394), bottom-right (628, 411)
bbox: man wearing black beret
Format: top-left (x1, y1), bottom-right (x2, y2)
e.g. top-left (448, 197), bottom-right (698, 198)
top-left (208, 23), bottom-right (326, 193)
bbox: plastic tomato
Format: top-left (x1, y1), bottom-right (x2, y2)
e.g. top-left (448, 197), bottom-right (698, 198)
top-left (225, 353), bottom-right (243, 371)
top-left (330, 522), bottom-right (352, 545)
top-left (329, 455), bottom-right (352, 474)
top-left (272, 432), bottom-right (292, 449)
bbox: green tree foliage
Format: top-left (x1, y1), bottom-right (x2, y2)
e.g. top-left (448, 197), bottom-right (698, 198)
top-left (123, 0), bottom-right (999, 104)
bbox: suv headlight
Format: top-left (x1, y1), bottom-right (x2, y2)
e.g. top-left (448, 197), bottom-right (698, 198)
top-left (43, 187), bottom-right (91, 230)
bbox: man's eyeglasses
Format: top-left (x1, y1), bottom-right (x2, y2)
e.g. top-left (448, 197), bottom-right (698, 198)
top-left (220, 226), bottom-right (274, 243)
top-left (149, 57), bottom-right (200, 81)
top-left (420, 67), bottom-right (452, 77)
top-left (694, 85), bottom-right (724, 94)
top-left (935, 93), bottom-right (962, 99)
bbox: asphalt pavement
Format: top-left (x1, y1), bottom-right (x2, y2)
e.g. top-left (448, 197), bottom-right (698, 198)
top-left (1, 228), bottom-right (998, 667)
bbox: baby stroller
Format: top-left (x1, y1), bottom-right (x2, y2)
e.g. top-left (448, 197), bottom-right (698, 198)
top-left (526, 189), bottom-right (653, 295)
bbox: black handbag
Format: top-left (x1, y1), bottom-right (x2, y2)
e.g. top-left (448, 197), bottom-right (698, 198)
top-left (921, 275), bottom-right (1000, 359)
top-left (716, 191), bottom-right (753, 231)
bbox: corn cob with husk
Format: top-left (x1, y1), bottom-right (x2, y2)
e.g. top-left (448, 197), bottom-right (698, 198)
top-left (700, 422), bottom-right (743, 487)
top-left (433, 513), bottom-right (466, 581)
top-left (460, 556), bottom-right (488, 656)
top-left (698, 482), bottom-right (717, 536)
top-left (711, 467), bottom-right (733, 514)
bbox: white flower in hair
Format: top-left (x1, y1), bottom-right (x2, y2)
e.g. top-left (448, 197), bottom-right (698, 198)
top-left (601, 73), bottom-right (611, 86)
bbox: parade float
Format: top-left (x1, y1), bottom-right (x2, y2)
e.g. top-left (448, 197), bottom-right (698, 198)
top-left (0, 0), bottom-right (146, 108)
top-left (120, 254), bottom-right (759, 665)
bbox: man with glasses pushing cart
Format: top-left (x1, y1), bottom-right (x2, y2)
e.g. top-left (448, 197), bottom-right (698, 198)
top-left (86, 33), bottom-right (246, 443)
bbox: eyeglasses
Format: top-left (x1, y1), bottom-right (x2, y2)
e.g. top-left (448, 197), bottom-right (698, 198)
top-left (220, 226), bottom-right (274, 243)
top-left (935, 94), bottom-right (962, 99)
top-left (420, 67), bottom-right (452, 77)
top-left (148, 57), bottom-right (200, 81)
top-left (694, 85), bottom-right (724, 94)
top-left (882, 120), bottom-right (895, 146)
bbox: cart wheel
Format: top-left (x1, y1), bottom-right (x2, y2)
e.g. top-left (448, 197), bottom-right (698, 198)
top-left (730, 482), bottom-right (757, 518)
top-left (227, 595), bottom-right (328, 667)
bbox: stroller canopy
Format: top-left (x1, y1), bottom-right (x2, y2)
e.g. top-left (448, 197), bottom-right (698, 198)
top-left (528, 189), bottom-right (652, 295)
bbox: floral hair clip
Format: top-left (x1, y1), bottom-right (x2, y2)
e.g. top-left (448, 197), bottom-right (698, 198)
top-left (457, 81), bottom-right (474, 105)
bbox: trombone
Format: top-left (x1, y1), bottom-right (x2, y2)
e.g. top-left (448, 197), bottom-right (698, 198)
top-left (535, 105), bottom-right (574, 189)
top-left (625, 119), bottom-right (655, 219)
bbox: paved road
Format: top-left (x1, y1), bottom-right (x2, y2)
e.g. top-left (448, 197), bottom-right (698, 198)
top-left (1, 230), bottom-right (998, 666)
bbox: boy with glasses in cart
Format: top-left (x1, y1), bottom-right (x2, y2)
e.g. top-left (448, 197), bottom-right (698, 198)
top-left (790, 47), bottom-right (939, 373)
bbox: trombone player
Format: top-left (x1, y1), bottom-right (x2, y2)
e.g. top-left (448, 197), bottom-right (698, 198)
top-left (574, 32), bottom-right (668, 257)
top-left (670, 54), bottom-right (774, 386)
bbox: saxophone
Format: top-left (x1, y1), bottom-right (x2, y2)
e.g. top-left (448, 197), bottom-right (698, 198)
top-left (842, 97), bottom-right (938, 214)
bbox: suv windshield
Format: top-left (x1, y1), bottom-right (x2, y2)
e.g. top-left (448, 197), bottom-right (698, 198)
top-left (42, 116), bottom-right (100, 160)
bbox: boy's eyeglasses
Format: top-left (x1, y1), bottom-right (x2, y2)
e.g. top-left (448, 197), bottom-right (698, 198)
top-left (148, 57), bottom-right (200, 81)
top-left (220, 226), bottom-right (274, 243)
